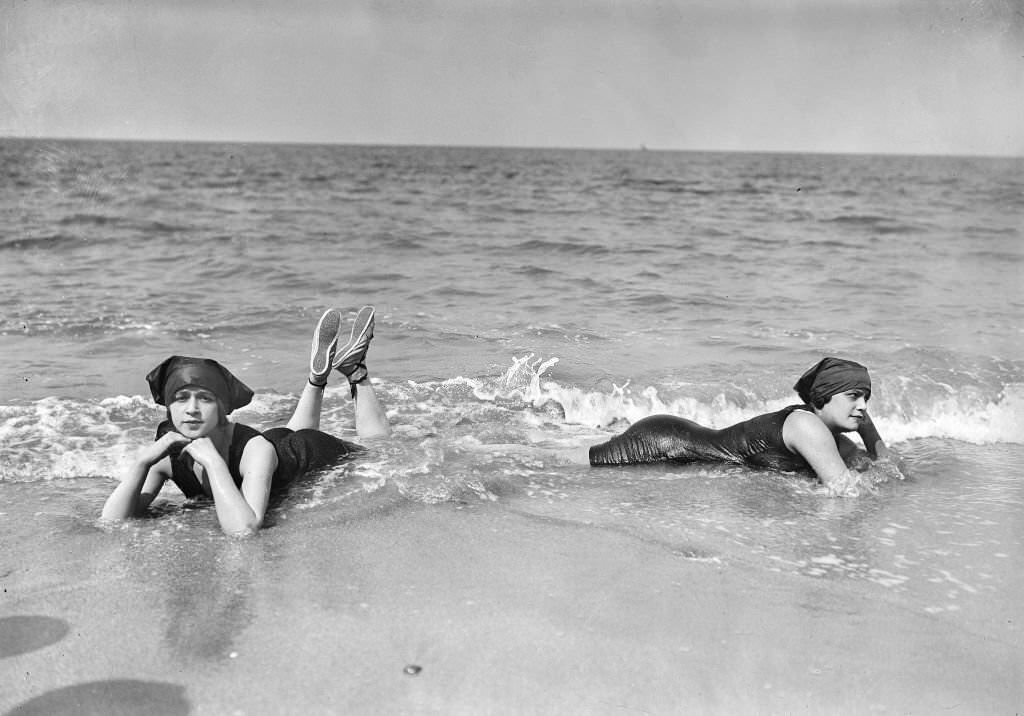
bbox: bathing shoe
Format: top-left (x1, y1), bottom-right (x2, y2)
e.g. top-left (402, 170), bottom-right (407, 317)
top-left (309, 308), bottom-right (342, 386)
top-left (333, 305), bottom-right (375, 384)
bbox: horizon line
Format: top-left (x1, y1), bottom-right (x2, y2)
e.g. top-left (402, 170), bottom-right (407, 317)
top-left (2, 134), bottom-right (1021, 161)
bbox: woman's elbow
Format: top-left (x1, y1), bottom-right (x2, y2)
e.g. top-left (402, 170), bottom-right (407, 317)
top-left (222, 517), bottom-right (264, 537)
top-left (820, 469), bottom-right (863, 497)
top-left (100, 499), bottom-right (143, 522)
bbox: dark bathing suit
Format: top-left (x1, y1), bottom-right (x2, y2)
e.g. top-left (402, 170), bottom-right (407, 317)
top-left (589, 405), bottom-right (820, 473)
top-left (156, 421), bottom-right (362, 498)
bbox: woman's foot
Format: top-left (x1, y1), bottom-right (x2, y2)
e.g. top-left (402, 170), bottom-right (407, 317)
top-left (309, 309), bottom-right (342, 387)
top-left (333, 306), bottom-right (375, 384)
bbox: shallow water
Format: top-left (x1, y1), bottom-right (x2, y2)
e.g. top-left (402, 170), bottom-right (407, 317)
top-left (1, 140), bottom-right (1022, 710)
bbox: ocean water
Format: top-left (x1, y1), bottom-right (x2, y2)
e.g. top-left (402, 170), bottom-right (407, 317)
top-left (2, 140), bottom-right (1022, 656)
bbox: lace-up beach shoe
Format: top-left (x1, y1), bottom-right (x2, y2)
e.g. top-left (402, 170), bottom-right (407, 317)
top-left (333, 305), bottom-right (375, 385)
top-left (309, 308), bottom-right (342, 387)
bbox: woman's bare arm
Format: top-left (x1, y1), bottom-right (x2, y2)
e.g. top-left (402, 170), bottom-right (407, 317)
top-left (783, 411), bottom-right (864, 496)
top-left (101, 431), bottom-right (187, 520)
top-left (182, 435), bottom-right (277, 536)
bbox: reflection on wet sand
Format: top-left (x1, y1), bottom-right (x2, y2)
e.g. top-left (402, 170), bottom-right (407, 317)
top-left (116, 527), bottom-right (263, 666)
top-left (158, 541), bottom-right (257, 664)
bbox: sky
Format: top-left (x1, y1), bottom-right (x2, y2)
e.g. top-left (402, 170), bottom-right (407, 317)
top-left (2, 0), bottom-right (1023, 156)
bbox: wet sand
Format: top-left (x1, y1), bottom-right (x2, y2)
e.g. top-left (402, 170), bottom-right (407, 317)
top-left (2, 496), bottom-right (1020, 714)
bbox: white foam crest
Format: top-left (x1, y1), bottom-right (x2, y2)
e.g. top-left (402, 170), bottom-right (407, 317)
top-left (472, 355), bottom-right (1024, 446)
top-left (4, 362), bottom-right (1020, 484)
top-left (0, 394), bottom-right (159, 481)
top-left (875, 383), bottom-right (1024, 445)
top-left (470, 353), bottom-right (787, 430)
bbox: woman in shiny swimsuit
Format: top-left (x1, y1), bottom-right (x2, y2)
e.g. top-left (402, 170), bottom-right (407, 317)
top-left (588, 357), bottom-right (901, 495)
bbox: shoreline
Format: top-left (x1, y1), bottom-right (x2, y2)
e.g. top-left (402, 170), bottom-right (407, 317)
top-left (3, 499), bottom-right (1019, 714)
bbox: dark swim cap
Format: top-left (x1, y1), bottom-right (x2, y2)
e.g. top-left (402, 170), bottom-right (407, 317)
top-left (145, 356), bottom-right (254, 413)
top-left (794, 357), bottom-right (871, 405)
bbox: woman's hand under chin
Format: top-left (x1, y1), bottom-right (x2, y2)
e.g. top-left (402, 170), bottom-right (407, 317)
top-left (138, 430), bottom-right (191, 467)
top-left (181, 437), bottom-right (222, 470)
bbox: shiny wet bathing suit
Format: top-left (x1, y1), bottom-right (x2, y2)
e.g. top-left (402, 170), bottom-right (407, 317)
top-left (588, 405), bottom-right (813, 472)
top-left (147, 355), bottom-right (361, 497)
top-left (589, 357), bottom-right (872, 472)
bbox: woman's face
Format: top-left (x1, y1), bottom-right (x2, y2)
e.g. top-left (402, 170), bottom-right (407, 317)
top-left (168, 386), bottom-right (223, 438)
top-left (816, 389), bottom-right (868, 433)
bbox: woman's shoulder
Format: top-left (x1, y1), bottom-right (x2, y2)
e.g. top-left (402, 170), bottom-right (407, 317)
top-left (745, 404), bottom-right (812, 430)
top-left (782, 407), bottom-right (832, 445)
top-left (783, 405), bottom-right (821, 426)
top-left (231, 422), bottom-right (275, 457)
top-left (782, 403), bottom-right (814, 416)
top-left (230, 422), bottom-right (274, 454)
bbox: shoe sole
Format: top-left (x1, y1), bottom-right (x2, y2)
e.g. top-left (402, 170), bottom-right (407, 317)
top-left (333, 305), bottom-right (374, 374)
top-left (310, 309), bottom-right (342, 378)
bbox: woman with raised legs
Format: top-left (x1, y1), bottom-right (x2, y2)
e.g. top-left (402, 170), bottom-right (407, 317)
top-left (101, 306), bottom-right (389, 535)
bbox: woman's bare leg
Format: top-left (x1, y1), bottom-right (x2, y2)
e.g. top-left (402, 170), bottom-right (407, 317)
top-left (287, 381), bottom-right (325, 431)
top-left (288, 305), bottom-right (390, 437)
top-left (352, 378), bottom-right (390, 438)
top-left (287, 375), bottom-right (389, 436)
top-left (287, 308), bottom-right (340, 431)
top-left (285, 375), bottom-right (391, 436)
top-left (333, 305), bottom-right (390, 438)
